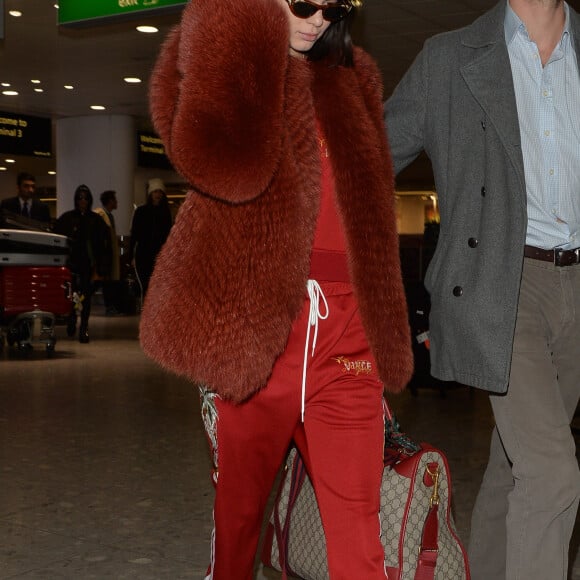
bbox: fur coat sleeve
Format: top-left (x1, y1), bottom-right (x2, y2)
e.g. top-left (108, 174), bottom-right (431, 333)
top-left (149, 0), bottom-right (288, 203)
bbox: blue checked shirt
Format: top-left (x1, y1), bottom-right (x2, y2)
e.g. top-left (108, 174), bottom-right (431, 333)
top-left (505, 1), bottom-right (580, 250)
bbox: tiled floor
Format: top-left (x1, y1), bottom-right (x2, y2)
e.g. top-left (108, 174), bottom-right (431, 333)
top-left (0, 309), bottom-right (578, 579)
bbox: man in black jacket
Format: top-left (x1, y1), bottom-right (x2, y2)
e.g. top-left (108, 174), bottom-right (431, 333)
top-left (0, 172), bottom-right (50, 223)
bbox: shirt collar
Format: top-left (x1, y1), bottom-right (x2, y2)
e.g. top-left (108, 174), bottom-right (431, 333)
top-left (504, 1), bottom-right (570, 47)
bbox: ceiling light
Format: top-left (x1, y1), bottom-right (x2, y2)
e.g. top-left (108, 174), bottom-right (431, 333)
top-left (9, 10), bottom-right (22, 17)
top-left (90, 105), bottom-right (106, 110)
top-left (2, 90), bottom-right (19, 96)
top-left (64, 85), bottom-right (74, 90)
top-left (136, 25), bottom-right (158, 33)
top-left (1, 83), bottom-right (11, 87)
top-left (124, 77), bottom-right (142, 84)
top-left (5, 159), bottom-right (16, 164)
top-left (48, 171), bottom-right (56, 175)
top-left (34, 88), bottom-right (44, 93)
top-left (0, 167), bottom-right (7, 172)
top-left (31, 80), bottom-right (41, 84)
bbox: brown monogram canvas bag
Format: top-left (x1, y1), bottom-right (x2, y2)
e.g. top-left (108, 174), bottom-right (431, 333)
top-left (261, 407), bottom-right (470, 580)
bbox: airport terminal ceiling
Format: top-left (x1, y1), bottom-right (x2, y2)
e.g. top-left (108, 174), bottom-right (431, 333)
top-left (2, 0), bottom-right (575, 181)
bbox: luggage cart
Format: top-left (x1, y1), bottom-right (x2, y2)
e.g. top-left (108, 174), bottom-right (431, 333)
top-left (0, 229), bottom-right (72, 353)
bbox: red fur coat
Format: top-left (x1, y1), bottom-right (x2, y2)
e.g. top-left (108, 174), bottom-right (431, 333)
top-left (140, 0), bottom-right (413, 402)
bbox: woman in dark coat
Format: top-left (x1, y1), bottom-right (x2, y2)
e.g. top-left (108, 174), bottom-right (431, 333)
top-left (54, 184), bottom-right (109, 343)
top-left (130, 178), bottom-right (172, 298)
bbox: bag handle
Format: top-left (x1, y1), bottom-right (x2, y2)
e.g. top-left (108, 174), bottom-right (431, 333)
top-left (414, 503), bottom-right (439, 580)
top-left (414, 463), bottom-right (441, 580)
top-left (383, 396), bottom-right (395, 423)
top-left (274, 450), bottom-right (307, 580)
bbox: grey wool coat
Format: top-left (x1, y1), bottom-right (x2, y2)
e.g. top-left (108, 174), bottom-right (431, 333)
top-left (385, 1), bottom-right (580, 393)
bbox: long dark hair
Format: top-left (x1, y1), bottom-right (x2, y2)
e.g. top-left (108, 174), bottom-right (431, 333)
top-left (74, 184), bottom-right (93, 211)
top-left (307, 8), bottom-right (357, 67)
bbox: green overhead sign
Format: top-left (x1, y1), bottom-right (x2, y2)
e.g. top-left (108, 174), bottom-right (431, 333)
top-left (58, 0), bottom-right (187, 26)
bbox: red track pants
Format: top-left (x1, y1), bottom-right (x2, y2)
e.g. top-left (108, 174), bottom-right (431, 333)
top-left (201, 281), bottom-right (387, 579)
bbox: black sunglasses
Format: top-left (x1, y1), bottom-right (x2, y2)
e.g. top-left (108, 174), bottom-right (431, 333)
top-left (286, 0), bottom-right (352, 22)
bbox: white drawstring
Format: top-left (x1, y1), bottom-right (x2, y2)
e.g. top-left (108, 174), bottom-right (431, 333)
top-left (301, 280), bottom-right (329, 422)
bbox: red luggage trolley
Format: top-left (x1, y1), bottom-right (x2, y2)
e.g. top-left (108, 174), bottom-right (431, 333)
top-left (0, 229), bottom-right (72, 353)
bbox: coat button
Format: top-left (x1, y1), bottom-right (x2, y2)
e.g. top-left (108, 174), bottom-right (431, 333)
top-left (468, 237), bottom-right (478, 248)
top-left (481, 186), bottom-right (486, 196)
top-left (453, 286), bottom-right (463, 297)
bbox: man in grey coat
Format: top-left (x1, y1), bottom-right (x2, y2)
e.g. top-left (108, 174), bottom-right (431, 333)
top-left (385, 1), bottom-right (580, 578)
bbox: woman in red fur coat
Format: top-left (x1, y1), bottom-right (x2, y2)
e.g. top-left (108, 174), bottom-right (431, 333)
top-left (141, 0), bottom-right (413, 577)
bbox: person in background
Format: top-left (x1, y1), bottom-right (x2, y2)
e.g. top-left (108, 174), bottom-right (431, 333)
top-left (54, 185), bottom-right (109, 343)
top-left (0, 172), bottom-right (50, 223)
top-left (94, 190), bottom-right (122, 315)
top-left (384, 1), bottom-right (580, 578)
top-left (129, 178), bottom-right (172, 298)
top-left (139, 0), bottom-right (412, 578)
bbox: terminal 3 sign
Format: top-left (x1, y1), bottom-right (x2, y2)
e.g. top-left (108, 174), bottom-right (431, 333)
top-left (138, 132), bottom-right (171, 170)
top-left (0, 112), bottom-right (52, 158)
top-left (58, 0), bottom-right (187, 26)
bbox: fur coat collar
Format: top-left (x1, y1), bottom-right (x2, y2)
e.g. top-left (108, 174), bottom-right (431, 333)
top-left (140, 0), bottom-right (412, 402)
